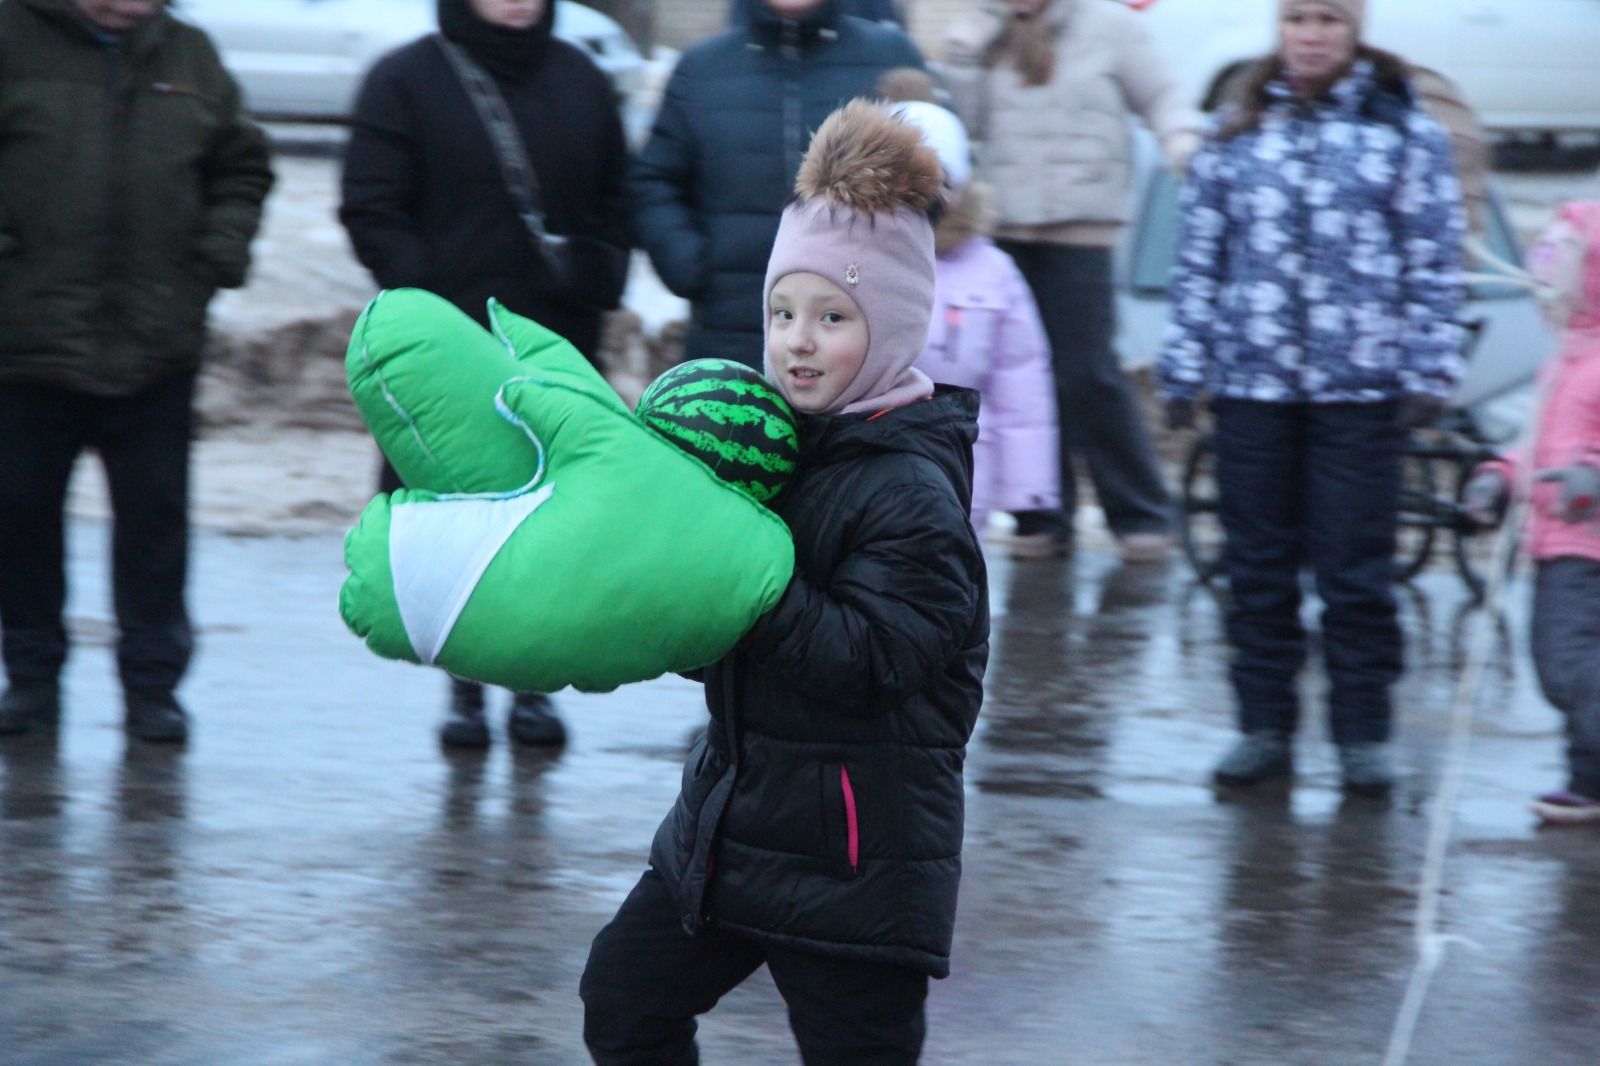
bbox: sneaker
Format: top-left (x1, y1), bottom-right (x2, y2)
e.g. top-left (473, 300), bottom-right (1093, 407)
top-left (1531, 790), bottom-right (1600, 826)
top-left (125, 691), bottom-right (189, 744)
top-left (1339, 741), bottom-right (1397, 797)
top-left (1213, 732), bottom-right (1293, 788)
top-left (440, 680), bottom-right (490, 748)
top-left (1117, 533), bottom-right (1175, 564)
top-left (507, 692), bottom-right (567, 747)
top-left (0, 682), bottom-right (60, 736)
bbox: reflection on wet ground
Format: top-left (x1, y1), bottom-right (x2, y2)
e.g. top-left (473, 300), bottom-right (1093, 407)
top-left (1, 525), bottom-right (1595, 1064)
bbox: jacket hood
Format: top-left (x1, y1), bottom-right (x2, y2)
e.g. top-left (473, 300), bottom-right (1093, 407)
top-left (1556, 200), bottom-right (1600, 336)
top-left (743, 0), bottom-right (843, 45)
top-left (934, 180), bottom-right (995, 256)
top-left (796, 385), bottom-right (979, 511)
top-left (437, 0), bottom-right (556, 79)
top-left (1265, 55), bottom-right (1417, 120)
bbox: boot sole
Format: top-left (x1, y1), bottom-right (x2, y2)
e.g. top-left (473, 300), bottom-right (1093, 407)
top-left (440, 727), bottom-right (491, 748)
top-left (1532, 800), bottom-right (1600, 825)
top-left (1212, 764), bottom-right (1293, 789)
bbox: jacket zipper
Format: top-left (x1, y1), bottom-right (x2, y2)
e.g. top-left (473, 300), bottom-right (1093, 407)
top-left (1289, 102), bottom-right (1319, 394)
top-left (840, 764), bottom-right (859, 876)
top-left (781, 20), bottom-right (803, 180)
top-left (102, 47), bottom-right (135, 337)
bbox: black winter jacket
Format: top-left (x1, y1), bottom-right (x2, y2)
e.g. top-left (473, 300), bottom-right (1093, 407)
top-left (650, 387), bottom-right (989, 978)
top-left (0, 0), bottom-right (272, 395)
top-left (339, 4), bottom-right (627, 356)
top-left (629, 0), bottom-right (923, 368)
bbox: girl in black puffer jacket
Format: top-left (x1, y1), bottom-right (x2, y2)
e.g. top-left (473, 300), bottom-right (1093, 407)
top-left (582, 102), bottom-right (988, 1065)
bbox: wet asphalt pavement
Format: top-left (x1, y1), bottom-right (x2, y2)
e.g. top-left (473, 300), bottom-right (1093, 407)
top-left (1, 520), bottom-right (1597, 1065)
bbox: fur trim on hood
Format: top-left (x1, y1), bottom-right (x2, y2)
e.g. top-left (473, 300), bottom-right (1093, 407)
top-left (935, 180), bottom-right (997, 257)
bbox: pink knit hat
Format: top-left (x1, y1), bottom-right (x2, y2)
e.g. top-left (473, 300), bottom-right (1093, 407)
top-left (763, 101), bottom-right (941, 416)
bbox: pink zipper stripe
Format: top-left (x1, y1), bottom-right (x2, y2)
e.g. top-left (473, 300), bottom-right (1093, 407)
top-left (840, 765), bottom-right (859, 873)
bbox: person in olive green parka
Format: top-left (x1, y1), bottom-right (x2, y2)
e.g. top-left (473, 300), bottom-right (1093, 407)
top-left (0, 0), bottom-right (274, 743)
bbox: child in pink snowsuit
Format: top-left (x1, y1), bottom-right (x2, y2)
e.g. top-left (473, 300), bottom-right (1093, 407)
top-left (892, 100), bottom-right (1062, 552)
top-left (1463, 200), bottom-right (1600, 825)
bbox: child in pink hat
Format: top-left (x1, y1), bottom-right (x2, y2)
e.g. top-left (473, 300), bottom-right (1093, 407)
top-left (582, 101), bottom-right (989, 1062)
top-left (1464, 200), bottom-right (1600, 825)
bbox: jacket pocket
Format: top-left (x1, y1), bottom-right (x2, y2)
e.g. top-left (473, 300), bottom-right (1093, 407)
top-left (819, 761), bottom-right (860, 879)
top-left (931, 297), bottom-right (1004, 390)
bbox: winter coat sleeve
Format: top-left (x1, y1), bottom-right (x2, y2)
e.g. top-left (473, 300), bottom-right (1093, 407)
top-left (1158, 135), bottom-right (1228, 400)
top-left (740, 479), bottom-right (982, 715)
top-left (193, 43), bottom-right (273, 290)
top-left (986, 259), bottom-right (1060, 513)
top-left (1110, 9), bottom-right (1202, 172)
top-left (339, 59), bottom-right (435, 291)
top-left (1394, 111), bottom-right (1467, 400)
top-left (628, 65), bottom-right (710, 299)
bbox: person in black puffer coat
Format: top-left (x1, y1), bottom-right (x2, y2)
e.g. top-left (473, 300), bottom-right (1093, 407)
top-left (339, 0), bottom-right (629, 750)
top-left (630, 0), bottom-right (924, 369)
top-left (583, 103), bottom-right (987, 1066)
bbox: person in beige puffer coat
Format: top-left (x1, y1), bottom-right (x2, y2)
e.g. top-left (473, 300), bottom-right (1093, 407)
top-left (943, 0), bottom-right (1199, 561)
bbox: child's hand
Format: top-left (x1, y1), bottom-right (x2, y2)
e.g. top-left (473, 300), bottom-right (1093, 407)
top-left (1535, 465), bottom-right (1600, 523)
top-left (1460, 470), bottom-right (1510, 527)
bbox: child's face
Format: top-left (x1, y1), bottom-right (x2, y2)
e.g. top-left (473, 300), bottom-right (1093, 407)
top-left (767, 272), bottom-right (870, 415)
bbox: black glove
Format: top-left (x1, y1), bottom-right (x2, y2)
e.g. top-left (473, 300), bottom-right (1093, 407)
top-left (1165, 398), bottom-right (1199, 432)
top-left (1395, 393), bottom-right (1448, 431)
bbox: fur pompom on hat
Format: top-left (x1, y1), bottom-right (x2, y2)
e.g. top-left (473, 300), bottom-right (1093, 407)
top-left (764, 101), bottom-right (941, 416)
top-left (792, 100), bottom-right (943, 215)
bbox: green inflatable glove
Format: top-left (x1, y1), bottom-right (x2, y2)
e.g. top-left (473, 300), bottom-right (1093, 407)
top-left (339, 289), bottom-right (796, 693)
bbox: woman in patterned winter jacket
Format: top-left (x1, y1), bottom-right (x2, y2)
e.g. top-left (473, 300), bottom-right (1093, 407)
top-left (1158, 0), bottom-right (1465, 797)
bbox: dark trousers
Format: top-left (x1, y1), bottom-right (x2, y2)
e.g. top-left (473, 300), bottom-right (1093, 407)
top-left (994, 241), bottom-right (1170, 537)
top-left (1531, 558), bottom-right (1600, 797)
top-left (580, 869), bottom-right (930, 1066)
top-left (0, 373), bottom-right (196, 694)
top-left (1212, 400), bottom-right (1403, 743)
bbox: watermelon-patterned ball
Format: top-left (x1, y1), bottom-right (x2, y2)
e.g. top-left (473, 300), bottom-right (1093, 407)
top-left (636, 359), bottom-right (799, 505)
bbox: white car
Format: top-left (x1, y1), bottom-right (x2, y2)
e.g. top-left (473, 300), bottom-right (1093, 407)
top-left (1120, 0), bottom-right (1600, 135)
top-left (173, 0), bottom-right (646, 121)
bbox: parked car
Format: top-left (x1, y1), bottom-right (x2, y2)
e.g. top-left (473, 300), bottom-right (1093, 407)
top-left (173, 0), bottom-right (646, 121)
top-left (1117, 0), bottom-right (1600, 136)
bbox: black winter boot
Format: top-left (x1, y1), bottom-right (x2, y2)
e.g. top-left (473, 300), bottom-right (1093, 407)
top-left (125, 690), bottom-right (189, 744)
top-left (440, 679), bottom-right (490, 748)
top-left (0, 682), bottom-right (61, 736)
top-left (507, 692), bottom-right (566, 747)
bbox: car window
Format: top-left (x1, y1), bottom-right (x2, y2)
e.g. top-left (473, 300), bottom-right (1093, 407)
top-left (1129, 167), bottom-right (1528, 302)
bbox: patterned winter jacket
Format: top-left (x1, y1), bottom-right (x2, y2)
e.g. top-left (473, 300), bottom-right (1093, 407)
top-left (1159, 61), bottom-right (1465, 404)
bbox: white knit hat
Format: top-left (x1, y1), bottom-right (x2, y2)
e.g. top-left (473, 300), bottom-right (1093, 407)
top-left (888, 100), bottom-right (972, 195)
